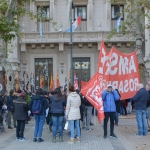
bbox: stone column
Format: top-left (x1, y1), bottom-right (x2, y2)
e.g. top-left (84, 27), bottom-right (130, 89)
top-left (50, 0), bottom-right (55, 31)
top-left (105, 1), bottom-right (111, 31)
top-left (30, 1), bottom-right (37, 32)
top-left (87, 0), bottom-right (93, 31)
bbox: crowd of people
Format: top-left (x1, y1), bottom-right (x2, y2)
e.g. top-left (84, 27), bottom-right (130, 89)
top-left (0, 82), bottom-right (150, 143)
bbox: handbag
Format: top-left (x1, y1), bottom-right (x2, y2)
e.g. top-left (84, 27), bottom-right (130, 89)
top-left (64, 121), bottom-right (69, 130)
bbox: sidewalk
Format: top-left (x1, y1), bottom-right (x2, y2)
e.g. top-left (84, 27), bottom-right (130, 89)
top-left (0, 116), bottom-right (138, 150)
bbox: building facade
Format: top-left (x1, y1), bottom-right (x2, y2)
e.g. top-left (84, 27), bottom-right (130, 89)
top-left (1, 0), bottom-right (150, 91)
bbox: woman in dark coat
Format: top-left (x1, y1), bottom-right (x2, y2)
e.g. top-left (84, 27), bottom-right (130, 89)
top-left (115, 89), bottom-right (121, 126)
top-left (13, 92), bottom-right (29, 141)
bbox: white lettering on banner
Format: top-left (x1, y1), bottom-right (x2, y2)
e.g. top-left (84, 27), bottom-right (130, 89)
top-left (109, 78), bottom-right (139, 93)
top-left (99, 47), bottom-right (107, 74)
top-left (104, 52), bottom-right (137, 75)
top-left (129, 56), bottom-right (136, 73)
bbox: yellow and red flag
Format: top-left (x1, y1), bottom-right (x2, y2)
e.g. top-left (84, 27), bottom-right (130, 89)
top-left (40, 75), bottom-right (44, 88)
top-left (56, 71), bottom-right (60, 87)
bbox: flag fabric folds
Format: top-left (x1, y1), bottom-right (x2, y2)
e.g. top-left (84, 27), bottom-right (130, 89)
top-left (66, 16), bottom-right (81, 32)
top-left (74, 71), bottom-right (79, 90)
top-left (56, 71), bottom-right (60, 87)
top-left (50, 74), bottom-right (55, 91)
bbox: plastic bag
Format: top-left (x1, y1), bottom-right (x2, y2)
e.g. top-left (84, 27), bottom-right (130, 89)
top-left (64, 121), bottom-right (69, 130)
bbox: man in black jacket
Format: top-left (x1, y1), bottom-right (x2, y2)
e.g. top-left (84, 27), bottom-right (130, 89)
top-left (133, 83), bottom-right (149, 136)
top-left (146, 84), bottom-right (150, 132)
top-left (0, 93), bottom-right (4, 115)
top-left (13, 92), bottom-right (29, 141)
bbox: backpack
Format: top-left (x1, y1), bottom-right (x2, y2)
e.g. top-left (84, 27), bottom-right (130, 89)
top-left (32, 99), bottom-right (42, 115)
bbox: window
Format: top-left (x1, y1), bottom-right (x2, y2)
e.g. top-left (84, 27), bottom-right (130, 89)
top-left (74, 6), bottom-right (87, 20)
top-left (111, 5), bottom-right (124, 20)
top-left (37, 6), bottom-right (50, 21)
top-left (73, 57), bottom-right (90, 89)
top-left (35, 58), bottom-right (53, 91)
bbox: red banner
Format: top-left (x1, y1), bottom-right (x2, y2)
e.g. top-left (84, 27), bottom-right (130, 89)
top-left (81, 80), bottom-right (87, 89)
top-left (81, 40), bottom-right (140, 122)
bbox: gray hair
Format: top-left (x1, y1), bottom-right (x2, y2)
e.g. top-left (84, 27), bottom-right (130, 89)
top-left (138, 83), bottom-right (144, 89)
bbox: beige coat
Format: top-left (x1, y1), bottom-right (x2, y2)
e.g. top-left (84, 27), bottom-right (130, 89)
top-left (66, 92), bottom-right (81, 120)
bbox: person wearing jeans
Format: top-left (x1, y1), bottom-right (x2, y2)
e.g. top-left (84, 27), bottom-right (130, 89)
top-left (50, 87), bottom-right (66, 143)
top-left (52, 116), bottom-right (63, 137)
top-left (102, 85), bottom-right (120, 139)
top-left (133, 83), bottom-right (149, 136)
top-left (66, 86), bottom-right (81, 144)
top-left (30, 88), bottom-right (48, 142)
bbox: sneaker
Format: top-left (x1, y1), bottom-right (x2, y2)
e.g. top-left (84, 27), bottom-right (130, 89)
top-left (134, 134), bottom-right (143, 137)
top-left (67, 139), bottom-right (74, 144)
top-left (74, 137), bottom-right (80, 142)
top-left (16, 137), bottom-right (19, 141)
top-left (8, 126), bottom-right (13, 129)
top-left (59, 136), bottom-right (63, 142)
top-left (86, 128), bottom-right (93, 131)
top-left (52, 137), bottom-right (56, 143)
top-left (19, 138), bottom-right (26, 141)
top-left (38, 138), bottom-right (44, 142)
top-left (110, 133), bottom-right (117, 138)
top-left (33, 138), bottom-right (37, 142)
top-left (103, 135), bottom-right (107, 139)
top-left (90, 122), bottom-right (94, 126)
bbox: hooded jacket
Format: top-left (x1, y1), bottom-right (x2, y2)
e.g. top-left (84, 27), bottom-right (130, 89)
top-left (102, 90), bottom-right (120, 112)
top-left (13, 97), bottom-right (29, 121)
top-left (30, 95), bottom-right (48, 116)
top-left (66, 92), bottom-right (81, 120)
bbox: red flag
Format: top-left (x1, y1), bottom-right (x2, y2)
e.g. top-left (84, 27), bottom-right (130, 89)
top-left (74, 71), bottom-right (79, 90)
top-left (81, 80), bottom-right (87, 89)
top-left (40, 75), bottom-right (44, 88)
top-left (50, 74), bottom-right (55, 90)
top-left (56, 71), bottom-right (60, 87)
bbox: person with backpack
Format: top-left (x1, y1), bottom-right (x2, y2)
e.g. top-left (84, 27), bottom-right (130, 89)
top-left (102, 84), bottom-right (120, 139)
top-left (30, 88), bottom-right (48, 142)
top-left (50, 87), bottom-right (66, 143)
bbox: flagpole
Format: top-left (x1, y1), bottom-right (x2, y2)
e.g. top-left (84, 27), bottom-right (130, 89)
top-left (70, 0), bottom-right (74, 86)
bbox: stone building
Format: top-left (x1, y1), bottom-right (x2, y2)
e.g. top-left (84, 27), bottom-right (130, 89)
top-left (1, 0), bottom-right (150, 91)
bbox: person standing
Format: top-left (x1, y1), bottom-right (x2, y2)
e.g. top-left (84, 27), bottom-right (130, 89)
top-left (66, 86), bottom-right (81, 144)
top-left (114, 89), bottom-right (121, 126)
top-left (30, 88), bottom-right (48, 142)
top-left (50, 88), bottom-right (66, 143)
top-left (13, 92), bottom-right (29, 141)
top-left (133, 83), bottom-right (149, 136)
top-left (102, 84), bottom-right (120, 139)
top-left (6, 90), bottom-right (17, 129)
top-left (127, 98), bottom-right (132, 114)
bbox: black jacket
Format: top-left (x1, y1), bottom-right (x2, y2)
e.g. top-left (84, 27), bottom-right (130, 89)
top-left (30, 95), bottom-right (48, 116)
top-left (147, 90), bottom-right (150, 107)
top-left (0, 96), bottom-right (4, 109)
top-left (13, 97), bottom-right (29, 121)
top-left (6, 95), bottom-right (17, 111)
top-left (115, 100), bottom-right (120, 113)
top-left (133, 88), bottom-right (149, 110)
top-left (83, 97), bottom-right (93, 107)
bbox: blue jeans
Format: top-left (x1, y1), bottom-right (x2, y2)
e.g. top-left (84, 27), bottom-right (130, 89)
top-left (115, 112), bottom-right (119, 125)
top-left (136, 110), bottom-right (147, 136)
top-left (34, 115), bottom-right (45, 138)
top-left (120, 106), bottom-right (124, 115)
top-left (52, 116), bottom-right (63, 137)
top-left (69, 120), bottom-right (81, 139)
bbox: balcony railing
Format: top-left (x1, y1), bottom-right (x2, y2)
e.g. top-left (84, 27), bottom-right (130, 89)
top-left (37, 22), bottom-right (50, 32)
top-left (111, 20), bottom-right (124, 30)
top-left (76, 21), bottom-right (87, 32)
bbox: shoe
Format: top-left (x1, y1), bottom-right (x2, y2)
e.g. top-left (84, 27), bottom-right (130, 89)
top-left (19, 138), bottom-right (26, 141)
top-left (148, 129), bottom-right (150, 132)
top-left (134, 134), bottom-right (143, 137)
top-left (33, 138), bottom-right (37, 142)
top-left (103, 135), bottom-right (107, 139)
top-left (90, 122), bottom-right (94, 126)
top-left (82, 127), bottom-right (86, 129)
top-left (75, 137), bottom-right (80, 142)
top-left (16, 137), bottom-right (19, 140)
top-left (14, 125), bottom-right (16, 128)
top-left (8, 126), bottom-right (13, 129)
top-left (114, 123), bottom-right (118, 126)
top-left (110, 133), bottom-right (117, 138)
top-left (38, 138), bottom-right (44, 142)
top-left (59, 136), bottom-right (63, 142)
top-left (86, 128), bottom-right (93, 131)
top-left (52, 137), bottom-right (56, 143)
top-left (67, 139), bottom-right (74, 144)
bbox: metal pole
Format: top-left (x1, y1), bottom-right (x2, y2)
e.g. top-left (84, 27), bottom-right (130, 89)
top-left (70, 0), bottom-right (74, 86)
